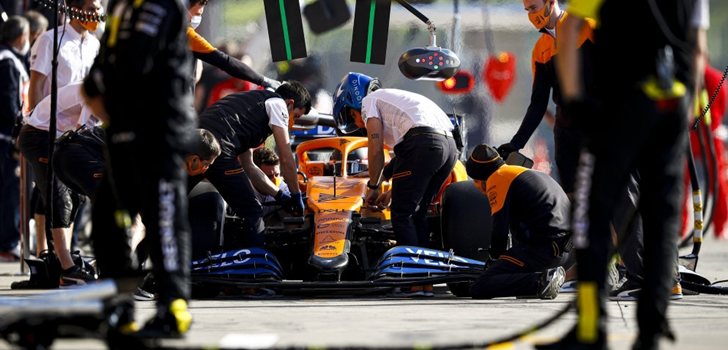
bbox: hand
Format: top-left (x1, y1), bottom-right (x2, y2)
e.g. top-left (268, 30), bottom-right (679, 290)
top-left (274, 188), bottom-right (291, 205)
top-left (285, 192), bottom-right (305, 216)
top-left (375, 190), bottom-right (392, 209)
top-left (496, 143), bottom-right (518, 159)
top-left (262, 77), bottom-right (282, 90)
top-left (364, 188), bottom-right (380, 207)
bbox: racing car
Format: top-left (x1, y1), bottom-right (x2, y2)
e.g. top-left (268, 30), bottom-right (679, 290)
top-left (191, 133), bottom-right (493, 297)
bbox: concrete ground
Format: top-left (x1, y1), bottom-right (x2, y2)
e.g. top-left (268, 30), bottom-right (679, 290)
top-left (2, 237), bottom-right (728, 350)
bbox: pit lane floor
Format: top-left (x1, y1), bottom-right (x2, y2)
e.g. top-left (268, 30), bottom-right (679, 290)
top-left (2, 238), bottom-right (728, 350)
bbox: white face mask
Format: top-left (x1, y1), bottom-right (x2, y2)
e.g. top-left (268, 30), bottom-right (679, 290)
top-left (14, 40), bottom-right (30, 56)
top-left (190, 15), bottom-right (202, 29)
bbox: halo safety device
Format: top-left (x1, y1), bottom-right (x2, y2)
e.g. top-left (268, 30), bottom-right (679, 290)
top-left (332, 72), bottom-right (380, 134)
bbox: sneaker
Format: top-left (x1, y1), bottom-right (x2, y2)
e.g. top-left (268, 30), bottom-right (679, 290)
top-left (135, 299), bottom-right (192, 339)
top-left (60, 265), bottom-right (97, 287)
top-left (0, 248), bottom-right (20, 262)
top-left (389, 285), bottom-right (433, 297)
top-left (610, 282), bottom-right (683, 301)
top-left (133, 287), bottom-right (156, 301)
top-left (422, 285), bottom-right (434, 297)
top-left (559, 280), bottom-right (577, 293)
top-left (537, 266), bottom-right (566, 299)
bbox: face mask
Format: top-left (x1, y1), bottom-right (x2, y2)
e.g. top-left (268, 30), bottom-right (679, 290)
top-left (528, 1), bottom-right (552, 30)
top-left (14, 40), bottom-right (30, 56)
top-left (81, 20), bottom-right (99, 32)
top-left (190, 15), bottom-right (202, 30)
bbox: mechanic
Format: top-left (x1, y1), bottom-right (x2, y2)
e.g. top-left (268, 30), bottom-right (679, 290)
top-left (22, 0), bottom-right (101, 282)
top-left (194, 82), bottom-right (311, 248)
top-left (16, 82), bottom-right (98, 285)
top-left (465, 144), bottom-right (571, 299)
top-left (0, 16), bottom-right (29, 262)
top-left (332, 72), bottom-right (458, 248)
top-left (497, 0), bottom-right (594, 196)
top-left (537, 0), bottom-right (709, 348)
top-left (186, 0), bottom-right (279, 91)
top-left (82, 0), bottom-right (195, 338)
top-left (252, 147), bottom-right (288, 216)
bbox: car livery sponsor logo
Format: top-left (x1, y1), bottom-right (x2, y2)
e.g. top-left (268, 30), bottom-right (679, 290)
top-left (404, 247), bottom-right (469, 266)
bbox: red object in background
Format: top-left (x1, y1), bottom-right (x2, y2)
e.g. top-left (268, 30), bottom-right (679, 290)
top-left (436, 70), bottom-right (475, 94)
top-left (483, 51), bottom-right (516, 103)
top-left (207, 78), bottom-right (263, 107)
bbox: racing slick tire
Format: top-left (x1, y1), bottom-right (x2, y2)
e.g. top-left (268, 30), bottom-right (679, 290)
top-left (441, 181), bottom-right (491, 297)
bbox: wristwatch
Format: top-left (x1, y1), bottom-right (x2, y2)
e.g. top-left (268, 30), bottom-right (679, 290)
top-left (367, 182), bottom-right (379, 190)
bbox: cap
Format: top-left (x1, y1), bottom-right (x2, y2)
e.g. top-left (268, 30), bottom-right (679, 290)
top-left (466, 144), bottom-right (505, 180)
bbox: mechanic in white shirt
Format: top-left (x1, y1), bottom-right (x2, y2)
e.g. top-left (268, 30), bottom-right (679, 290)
top-left (27, 0), bottom-right (101, 111)
top-left (332, 72), bottom-right (458, 249)
top-left (17, 82), bottom-right (99, 285)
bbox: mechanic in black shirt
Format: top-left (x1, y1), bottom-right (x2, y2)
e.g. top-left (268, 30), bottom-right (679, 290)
top-left (82, 0), bottom-right (194, 338)
top-left (194, 82), bottom-right (311, 247)
top-left (537, 0), bottom-right (708, 349)
top-left (466, 144), bottom-right (572, 299)
top-left (497, 0), bottom-right (595, 196)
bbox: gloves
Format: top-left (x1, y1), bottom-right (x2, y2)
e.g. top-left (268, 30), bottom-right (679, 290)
top-left (262, 77), bottom-right (282, 90)
top-left (496, 143), bottom-right (519, 159)
top-left (285, 192), bottom-right (305, 216)
top-left (274, 189), bottom-right (291, 205)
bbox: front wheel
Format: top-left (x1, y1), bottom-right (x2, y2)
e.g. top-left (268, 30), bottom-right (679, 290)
top-left (441, 181), bottom-right (491, 297)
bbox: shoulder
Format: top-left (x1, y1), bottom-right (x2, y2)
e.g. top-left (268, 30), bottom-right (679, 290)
top-left (531, 35), bottom-right (554, 64)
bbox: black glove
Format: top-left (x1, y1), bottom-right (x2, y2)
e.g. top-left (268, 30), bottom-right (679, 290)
top-left (285, 192), bottom-right (305, 216)
top-left (274, 189), bottom-right (291, 205)
top-left (496, 143), bottom-right (519, 159)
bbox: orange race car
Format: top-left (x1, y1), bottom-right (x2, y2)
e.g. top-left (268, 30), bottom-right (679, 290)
top-left (192, 127), bottom-right (491, 296)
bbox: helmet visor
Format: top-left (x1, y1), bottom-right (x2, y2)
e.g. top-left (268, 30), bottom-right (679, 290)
top-left (335, 107), bottom-right (361, 134)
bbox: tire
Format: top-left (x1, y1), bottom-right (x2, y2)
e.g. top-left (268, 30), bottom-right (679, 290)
top-left (440, 181), bottom-right (492, 297)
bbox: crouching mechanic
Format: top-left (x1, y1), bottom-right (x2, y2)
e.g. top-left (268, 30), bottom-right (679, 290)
top-left (332, 72), bottom-right (458, 248)
top-left (466, 144), bottom-right (572, 299)
top-left (194, 81), bottom-right (311, 247)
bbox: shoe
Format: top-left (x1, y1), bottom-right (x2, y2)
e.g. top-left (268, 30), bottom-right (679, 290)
top-left (422, 285), bottom-right (434, 297)
top-left (610, 282), bottom-right (683, 301)
top-left (135, 299), bottom-right (192, 339)
top-left (0, 248), bottom-right (20, 262)
top-left (133, 287), bottom-right (156, 301)
top-left (60, 265), bottom-right (97, 287)
top-left (389, 285), bottom-right (433, 297)
top-left (559, 280), bottom-right (577, 293)
top-left (538, 266), bottom-right (565, 299)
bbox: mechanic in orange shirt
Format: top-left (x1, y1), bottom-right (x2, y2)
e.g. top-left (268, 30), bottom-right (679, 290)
top-left (187, 0), bottom-right (280, 90)
top-left (466, 144), bottom-right (572, 300)
top-left (497, 0), bottom-right (595, 197)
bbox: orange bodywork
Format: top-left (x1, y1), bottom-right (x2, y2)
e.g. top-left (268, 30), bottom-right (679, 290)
top-left (295, 136), bottom-right (466, 261)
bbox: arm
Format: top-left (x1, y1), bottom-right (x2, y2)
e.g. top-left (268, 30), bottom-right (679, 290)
top-left (555, 16), bottom-right (586, 101)
top-left (239, 149), bottom-right (279, 196)
top-left (272, 125), bottom-right (301, 194)
top-left (509, 61), bottom-right (552, 149)
top-left (27, 70), bottom-right (47, 111)
top-left (366, 117), bottom-right (385, 186)
top-left (187, 28), bottom-right (269, 87)
top-left (0, 62), bottom-right (20, 121)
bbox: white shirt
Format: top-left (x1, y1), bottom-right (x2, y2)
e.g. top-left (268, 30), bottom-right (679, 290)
top-left (360, 88), bottom-right (453, 147)
top-left (30, 23), bottom-right (100, 99)
top-left (27, 82), bottom-right (99, 137)
top-left (691, 0), bottom-right (709, 30)
top-left (265, 98), bottom-right (289, 129)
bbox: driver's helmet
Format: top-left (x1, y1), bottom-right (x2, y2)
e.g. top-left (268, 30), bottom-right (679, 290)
top-left (332, 72), bottom-right (380, 134)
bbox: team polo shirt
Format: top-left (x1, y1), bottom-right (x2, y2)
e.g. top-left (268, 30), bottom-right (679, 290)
top-left (27, 82), bottom-right (98, 137)
top-left (360, 88), bottom-right (453, 147)
top-left (30, 23), bottom-right (99, 99)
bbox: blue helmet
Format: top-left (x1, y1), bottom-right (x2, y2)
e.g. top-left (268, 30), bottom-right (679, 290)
top-left (332, 72), bottom-right (379, 134)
